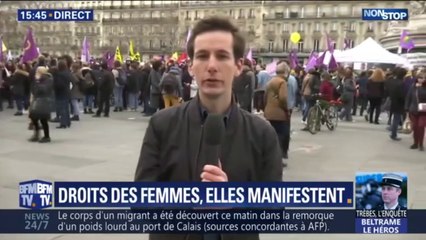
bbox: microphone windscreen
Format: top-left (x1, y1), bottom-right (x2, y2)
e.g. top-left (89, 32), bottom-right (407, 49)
top-left (203, 113), bottom-right (226, 146)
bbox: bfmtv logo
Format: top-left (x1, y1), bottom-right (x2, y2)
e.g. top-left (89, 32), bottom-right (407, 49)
top-left (19, 180), bottom-right (53, 209)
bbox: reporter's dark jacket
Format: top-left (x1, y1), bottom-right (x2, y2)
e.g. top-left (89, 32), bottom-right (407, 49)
top-left (134, 96), bottom-right (283, 240)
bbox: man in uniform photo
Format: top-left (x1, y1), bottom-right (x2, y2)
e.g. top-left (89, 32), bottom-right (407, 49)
top-left (375, 173), bottom-right (407, 210)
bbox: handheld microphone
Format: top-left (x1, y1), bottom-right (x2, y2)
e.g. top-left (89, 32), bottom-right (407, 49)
top-left (202, 114), bottom-right (226, 240)
top-left (202, 113), bottom-right (226, 166)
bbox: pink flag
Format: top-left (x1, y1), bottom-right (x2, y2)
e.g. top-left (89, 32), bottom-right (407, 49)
top-left (246, 48), bottom-right (253, 61)
top-left (265, 60), bottom-right (277, 74)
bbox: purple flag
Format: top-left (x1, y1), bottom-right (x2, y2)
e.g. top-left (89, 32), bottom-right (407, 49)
top-left (81, 36), bottom-right (90, 63)
top-left (104, 51), bottom-right (115, 69)
top-left (400, 30), bottom-right (415, 51)
top-left (305, 51), bottom-right (318, 71)
top-left (289, 50), bottom-right (299, 69)
top-left (21, 27), bottom-right (39, 63)
top-left (328, 54), bottom-right (338, 71)
top-left (316, 51), bottom-right (326, 66)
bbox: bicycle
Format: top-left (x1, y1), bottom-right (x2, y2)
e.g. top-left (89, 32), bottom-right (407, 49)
top-left (306, 95), bottom-right (342, 135)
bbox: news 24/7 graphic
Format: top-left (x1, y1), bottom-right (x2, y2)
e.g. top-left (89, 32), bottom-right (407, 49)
top-left (355, 172), bottom-right (408, 234)
top-left (362, 8), bottom-right (409, 21)
top-left (19, 180), bottom-right (53, 209)
top-left (17, 9), bottom-right (94, 22)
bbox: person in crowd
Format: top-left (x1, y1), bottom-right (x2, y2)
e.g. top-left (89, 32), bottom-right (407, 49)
top-left (264, 61), bottom-right (290, 163)
top-left (139, 62), bottom-right (151, 114)
top-left (0, 63), bottom-right (5, 111)
top-left (301, 69), bottom-right (320, 127)
top-left (405, 69), bottom-right (426, 151)
top-left (287, 68), bottom-right (299, 117)
top-left (54, 59), bottom-right (72, 128)
top-left (112, 61), bottom-right (126, 112)
top-left (81, 63), bottom-right (96, 114)
top-left (127, 61), bottom-right (140, 111)
top-left (3, 61), bottom-right (16, 109)
top-left (93, 61), bottom-right (114, 118)
top-left (181, 63), bottom-right (193, 101)
top-left (356, 71), bottom-right (369, 117)
top-left (367, 68), bottom-right (386, 124)
top-left (233, 59), bottom-right (255, 112)
top-left (254, 67), bottom-right (272, 113)
top-left (402, 70), bottom-right (416, 123)
top-left (320, 72), bottom-right (335, 102)
top-left (70, 62), bottom-right (84, 121)
top-left (28, 66), bottom-right (53, 143)
top-left (122, 61), bottom-right (131, 110)
top-left (146, 59), bottom-right (162, 116)
top-left (300, 71), bottom-right (312, 124)
top-left (160, 73), bottom-right (181, 108)
top-left (388, 67), bottom-right (407, 141)
top-left (339, 67), bottom-right (356, 122)
top-left (135, 17), bottom-right (282, 240)
top-left (384, 71), bottom-right (395, 126)
top-left (189, 76), bottom-right (198, 100)
top-left (10, 63), bottom-right (30, 116)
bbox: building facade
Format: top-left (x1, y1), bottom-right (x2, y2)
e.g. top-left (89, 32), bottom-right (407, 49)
top-left (380, 1), bottom-right (426, 67)
top-left (0, 0), bottom-right (409, 62)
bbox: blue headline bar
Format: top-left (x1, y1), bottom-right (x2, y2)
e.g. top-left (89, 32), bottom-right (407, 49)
top-left (17, 9), bottom-right (94, 22)
top-left (53, 182), bottom-right (353, 208)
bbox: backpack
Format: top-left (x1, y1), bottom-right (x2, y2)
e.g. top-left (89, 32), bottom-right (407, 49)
top-left (116, 69), bottom-right (127, 86)
top-left (332, 76), bottom-right (343, 99)
top-left (310, 74), bottom-right (321, 95)
top-left (161, 74), bottom-right (178, 95)
top-left (78, 70), bottom-right (95, 92)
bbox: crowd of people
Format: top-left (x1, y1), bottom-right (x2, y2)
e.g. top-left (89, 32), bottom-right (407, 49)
top-left (0, 51), bottom-right (425, 153)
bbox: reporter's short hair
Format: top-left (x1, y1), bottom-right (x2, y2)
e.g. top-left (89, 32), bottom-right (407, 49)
top-left (187, 17), bottom-right (245, 62)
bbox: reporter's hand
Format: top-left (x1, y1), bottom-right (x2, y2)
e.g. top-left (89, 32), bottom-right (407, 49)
top-left (200, 161), bottom-right (228, 182)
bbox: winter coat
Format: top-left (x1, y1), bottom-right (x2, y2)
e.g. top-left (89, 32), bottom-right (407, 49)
top-left (11, 69), bottom-right (30, 96)
top-left (387, 77), bottom-right (405, 114)
top-left (29, 73), bottom-right (54, 119)
top-left (71, 71), bottom-right (85, 99)
top-left (264, 75), bottom-right (289, 121)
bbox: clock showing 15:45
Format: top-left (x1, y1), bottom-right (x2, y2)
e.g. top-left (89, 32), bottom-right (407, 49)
top-left (17, 10), bottom-right (49, 21)
top-left (17, 9), bottom-right (94, 21)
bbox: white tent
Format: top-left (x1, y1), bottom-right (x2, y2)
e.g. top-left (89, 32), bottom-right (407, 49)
top-left (336, 37), bottom-right (410, 65)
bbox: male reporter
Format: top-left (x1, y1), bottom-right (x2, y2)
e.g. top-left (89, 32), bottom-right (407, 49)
top-left (134, 17), bottom-right (282, 240)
